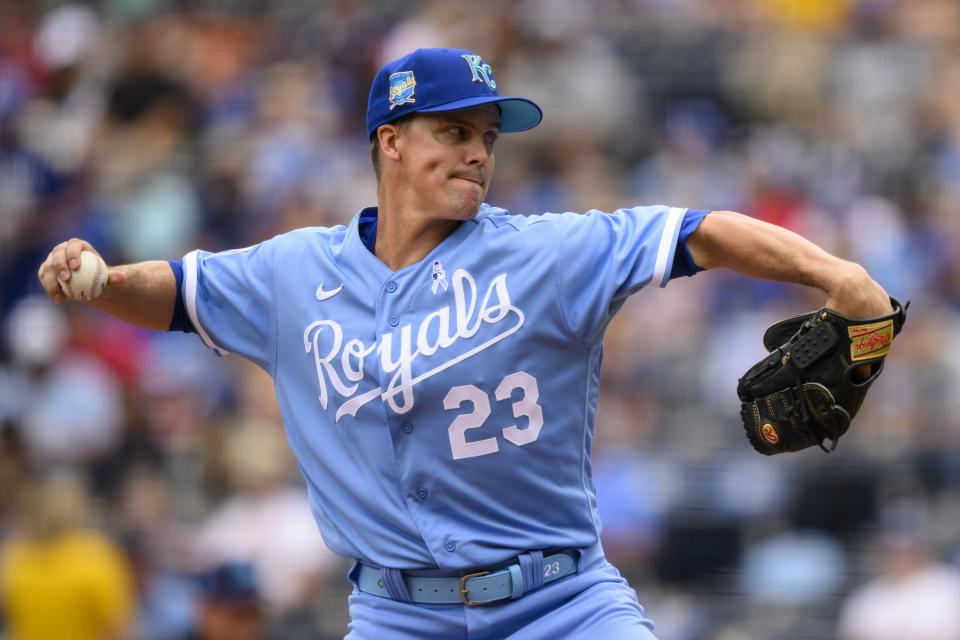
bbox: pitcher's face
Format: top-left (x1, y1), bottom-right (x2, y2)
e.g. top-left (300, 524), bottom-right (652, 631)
top-left (393, 105), bottom-right (500, 221)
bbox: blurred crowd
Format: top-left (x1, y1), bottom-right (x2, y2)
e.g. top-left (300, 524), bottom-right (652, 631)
top-left (1, 0), bottom-right (960, 639)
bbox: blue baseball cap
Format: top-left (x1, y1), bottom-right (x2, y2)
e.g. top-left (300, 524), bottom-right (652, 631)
top-left (365, 48), bottom-right (542, 140)
top-left (198, 561), bottom-right (260, 607)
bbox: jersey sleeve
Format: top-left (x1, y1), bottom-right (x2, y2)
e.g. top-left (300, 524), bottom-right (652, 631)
top-left (670, 208), bottom-right (711, 279)
top-left (181, 242), bottom-right (278, 372)
top-left (166, 260), bottom-right (196, 333)
top-left (550, 205), bottom-right (688, 344)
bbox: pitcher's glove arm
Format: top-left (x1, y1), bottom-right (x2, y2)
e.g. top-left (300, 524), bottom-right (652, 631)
top-left (737, 296), bottom-right (908, 454)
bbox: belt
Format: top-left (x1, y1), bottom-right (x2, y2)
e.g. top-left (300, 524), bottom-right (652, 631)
top-left (355, 548), bottom-right (579, 606)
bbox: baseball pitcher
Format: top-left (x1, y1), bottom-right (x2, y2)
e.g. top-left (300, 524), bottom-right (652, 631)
top-left (38, 48), bottom-right (902, 639)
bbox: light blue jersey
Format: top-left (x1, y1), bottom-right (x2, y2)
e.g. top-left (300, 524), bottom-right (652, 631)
top-left (182, 203), bottom-right (691, 571)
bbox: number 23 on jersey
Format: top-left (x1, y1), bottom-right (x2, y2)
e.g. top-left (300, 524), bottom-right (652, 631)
top-left (444, 371), bottom-right (544, 460)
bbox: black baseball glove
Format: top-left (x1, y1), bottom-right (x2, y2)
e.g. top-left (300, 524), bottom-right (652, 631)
top-left (737, 297), bottom-right (908, 455)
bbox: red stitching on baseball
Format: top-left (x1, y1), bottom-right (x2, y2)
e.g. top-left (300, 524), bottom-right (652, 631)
top-left (91, 258), bottom-right (103, 299)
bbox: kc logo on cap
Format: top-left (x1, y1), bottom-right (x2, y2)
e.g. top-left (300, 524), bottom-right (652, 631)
top-left (366, 48), bottom-right (543, 140)
top-left (461, 55), bottom-right (496, 91)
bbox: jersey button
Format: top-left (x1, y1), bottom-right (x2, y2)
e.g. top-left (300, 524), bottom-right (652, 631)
top-left (401, 422), bottom-right (414, 434)
top-left (415, 487), bottom-right (428, 500)
top-left (444, 541), bottom-right (456, 552)
top-left (385, 281), bottom-right (398, 293)
top-left (389, 315), bottom-right (399, 327)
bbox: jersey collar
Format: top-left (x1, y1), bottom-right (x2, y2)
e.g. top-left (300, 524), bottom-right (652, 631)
top-left (354, 204), bottom-right (496, 257)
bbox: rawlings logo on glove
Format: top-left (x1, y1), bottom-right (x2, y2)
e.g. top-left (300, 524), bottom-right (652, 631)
top-left (737, 297), bottom-right (908, 455)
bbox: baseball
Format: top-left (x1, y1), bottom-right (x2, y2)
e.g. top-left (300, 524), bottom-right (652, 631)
top-left (57, 250), bottom-right (108, 303)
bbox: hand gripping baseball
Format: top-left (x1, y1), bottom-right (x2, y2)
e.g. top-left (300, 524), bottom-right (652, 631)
top-left (737, 297), bottom-right (908, 454)
top-left (38, 239), bottom-right (125, 304)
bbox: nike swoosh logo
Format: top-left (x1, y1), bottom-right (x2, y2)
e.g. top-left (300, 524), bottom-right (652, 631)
top-left (316, 283), bottom-right (343, 301)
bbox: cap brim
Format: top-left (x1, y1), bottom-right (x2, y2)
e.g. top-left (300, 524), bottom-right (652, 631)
top-left (417, 96), bottom-right (542, 133)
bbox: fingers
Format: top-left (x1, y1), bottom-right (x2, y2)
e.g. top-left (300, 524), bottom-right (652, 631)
top-left (37, 238), bottom-right (99, 303)
top-left (37, 242), bottom-right (68, 303)
top-left (106, 269), bottom-right (126, 288)
top-left (64, 239), bottom-right (101, 276)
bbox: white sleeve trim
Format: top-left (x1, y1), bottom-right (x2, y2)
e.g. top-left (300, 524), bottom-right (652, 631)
top-left (183, 250), bottom-right (229, 356)
top-left (651, 207), bottom-right (686, 288)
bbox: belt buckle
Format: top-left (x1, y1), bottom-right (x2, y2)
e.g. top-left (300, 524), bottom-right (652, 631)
top-left (459, 570), bottom-right (491, 606)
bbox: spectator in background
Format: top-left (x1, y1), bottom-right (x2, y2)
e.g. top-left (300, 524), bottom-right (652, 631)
top-left (0, 471), bottom-right (135, 640)
top-left (837, 500), bottom-right (960, 640)
top-left (120, 463), bottom-right (198, 640)
top-left (2, 296), bottom-right (124, 466)
top-left (193, 415), bottom-right (339, 636)
top-left (0, 421), bottom-right (30, 541)
top-left (190, 561), bottom-right (263, 640)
